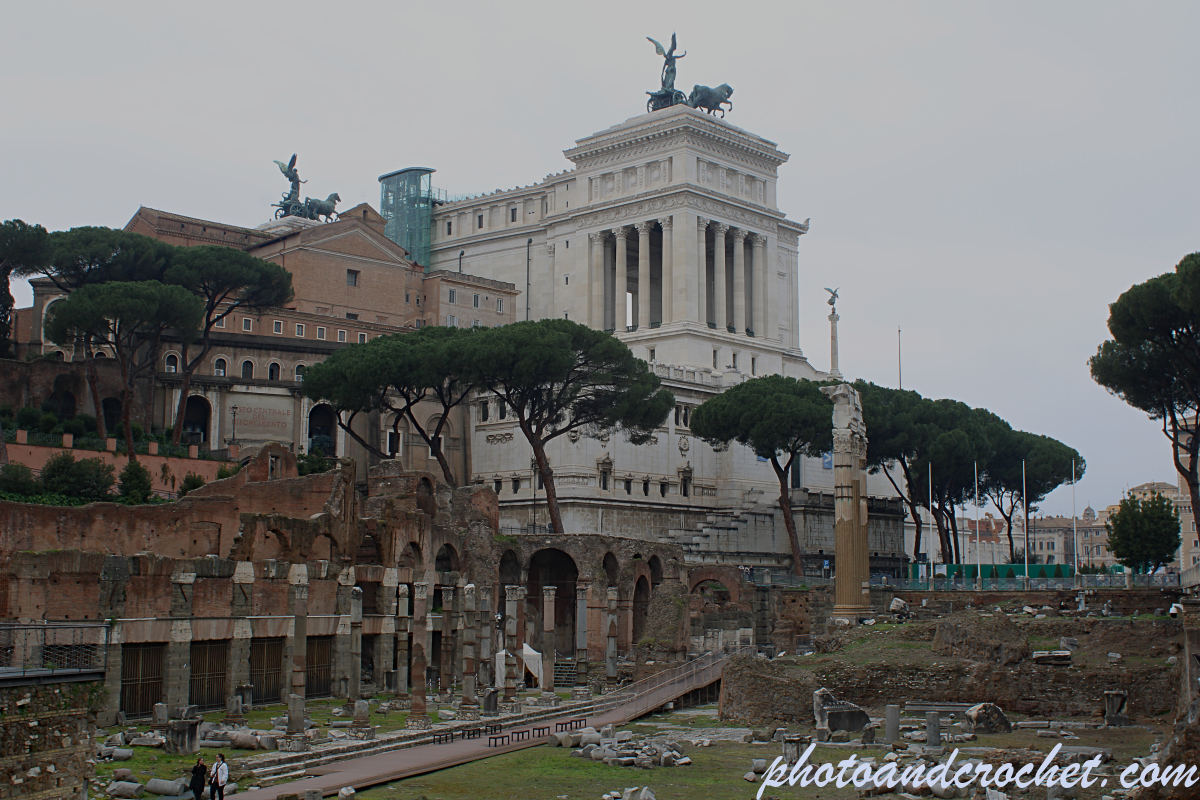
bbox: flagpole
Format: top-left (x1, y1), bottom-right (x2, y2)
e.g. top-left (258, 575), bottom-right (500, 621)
top-left (1023, 459), bottom-right (1028, 588)
top-left (975, 460), bottom-right (981, 589)
top-left (1072, 459), bottom-right (1079, 587)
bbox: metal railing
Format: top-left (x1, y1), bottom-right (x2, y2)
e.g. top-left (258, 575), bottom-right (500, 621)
top-left (0, 623), bottom-right (110, 679)
top-left (871, 574), bottom-right (1181, 591)
top-left (595, 645), bottom-right (752, 721)
top-left (1182, 564), bottom-right (1200, 589)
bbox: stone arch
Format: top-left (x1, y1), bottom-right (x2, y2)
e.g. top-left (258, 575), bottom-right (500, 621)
top-left (648, 555), bottom-right (663, 587)
top-left (182, 395), bottom-right (211, 444)
top-left (602, 552), bottom-right (620, 587)
top-left (308, 404), bottom-right (336, 456)
top-left (632, 575), bottom-right (651, 643)
top-left (416, 477), bottom-right (436, 516)
top-left (687, 566), bottom-right (744, 605)
top-left (499, 549), bottom-right (521, 587)
top-left (45, 389), bottom-right (76, 419)
top-left (435, 543), bottom-right (459, 573)
top-left (398, 542), bottom-right (422, 570)
top-left (527, 548), bottom-right (578, 660)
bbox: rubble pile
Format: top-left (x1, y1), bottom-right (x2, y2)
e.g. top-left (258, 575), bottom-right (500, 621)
top-left (551, 724), bottom-right (695, 769)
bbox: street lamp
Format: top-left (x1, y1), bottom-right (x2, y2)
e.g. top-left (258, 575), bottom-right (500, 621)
top-left (230, 406), bottom-right (239, 446)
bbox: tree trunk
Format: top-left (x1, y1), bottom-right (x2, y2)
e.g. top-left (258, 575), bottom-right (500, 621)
top-left (771, 458), bottom-right (803, 575)
top-left (120, 386), bottom-right (137, 464)
top-left (84, 344), bottom-right (106, 441)
top-left (949, 511), bottom-right (962, 564)
top-left (171, 359), bottom-right (193, 446)
top-left (895, 459), bottom-right (923, 563)
top-left (529, 436), bottom-right (563, 534)
top-left (403, 408), bottom-right (457, 486)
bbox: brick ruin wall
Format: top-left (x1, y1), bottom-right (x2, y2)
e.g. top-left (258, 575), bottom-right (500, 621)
top-left (0, 681), bottom-right (102, 800)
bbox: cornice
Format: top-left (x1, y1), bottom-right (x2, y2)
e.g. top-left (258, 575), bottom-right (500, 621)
top-left (575, 188), bottom-right (788, 234)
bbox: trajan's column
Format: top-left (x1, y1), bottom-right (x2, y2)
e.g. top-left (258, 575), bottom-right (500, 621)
top-left (821, 293), bottom-right (870, 623)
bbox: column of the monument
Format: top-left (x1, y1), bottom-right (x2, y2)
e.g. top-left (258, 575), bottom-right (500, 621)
top-left (712, 224), bottom-right (729, 331)
top-left (696, 218), bottom-right (709, 326)
top-left (732, 229), bottom-right (748, 334)
top-left (545, 243), bottom-right (556, 313)
top-left (659, 217), bottom-right (674, 324)
top-left (477, 584), bottom-right (492, 689)
top-left (541, 585), bottom-right (556, 699)
top-left (613, 226), bottom-right (629, 330)
top-left (348, 586), bottom-right (362, 708)
top-left (589, 232), bottom-right (606, 329)
top-left (395, 585), bottom-right (410, 704)
top-left (605, 587), bottom-right (619, 684)
top-left (750, 233), bottom-right (767, 339)
top-left (832, 432), bottom-right (856, 613)
top-left (406, 583), bottom-right (431, 729)
top-left (285, 563), bottom-right (308, 749)
top-left (503, 585), bottom-right (519, 705)
top-left (637, 222), bottom-right (652, 330)
top-left (765, 235), bottom-right (780, 344)
top-left (573, 584), bottom-right (589, 700)
top-left (440, 586), bottom-right (455, 695)
top-left (460, 584), bottom-right (479, 719)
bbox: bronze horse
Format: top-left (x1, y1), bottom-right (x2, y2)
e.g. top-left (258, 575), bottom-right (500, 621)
top-left (688, 84), bottom-right (734, 118)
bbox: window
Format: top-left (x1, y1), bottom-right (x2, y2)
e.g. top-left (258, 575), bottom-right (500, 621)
top-left (643, 480), bottom-right (649, 496)
top-left (713, 349), bottom-right (719, 369)
top-left (751, 356), bottom-right (757, 375)
top-left (165, 354), bottom-right (178, 373)
top-left (511, 208), bottom-right (517, 223)
top-left (472, 319), bottom-right (480, 327)
top-left (316, 326), bottom-right (326, 340)
top-left (406, 293), bottom-right (411, 303)
top-left (295, 323), bottom-right (305, 337)
top-left (346, 270), bottom-right (359, 287)
top-left (241, 360), bottom-right (254, 380)
top-left (732, 352), bottom-right (738, 369)
top-left (494, 479), bottom-right (502, 495)
top-left (243, 318), bottom-right (253, 332)
top-left (416, 297), bottom-right (421, 306)
top-left (512, 478), bottom-right (521, 493)
top-left (649, 348), bottom-right (656, 362)
top-left (387, 431), bottom-right (399, 455)
top-left (477, 214), bottom-right (483, 229)
top-left (214, 358), bottom-right (226, 377)
top-left (624, 479), bottom-right (632, 495)
top-left (338, 330), bottom-right (347, 342)
top-left (358, 333), bottom-right (367, 343)
top-left (273, 320), bottom-right (283, 334)
top-left (480, 401), bottom-right (489, 422)
top-left (295, 364), bottom-right (306, 381)
top-left (473, 294), bottom-right (480, 308)
top-left (681, 477), bottom-right (690, 497)
top-left (346, 313), bottom-right (359, 320)
top-left (683, 406), bottom-right (690, 426)
top-left (496, 298), bottom-right (504, 313)
top-left (446, 221), bottom-right (452, 236)
top-left (448, 315), bottom-right (458, 327)
top-left (449, 289), bottom-right (457, 304)
top-left (660, 482), bottom-right (668, 497)
top-left (214, 316), bottom-right (225, 328)
top-left (565, 240), bottom-right (569, 248)
top-left (675, 405), bottom-right (681, 425)
top-left (268, 362), bottom-right (281, 381)
top-left (498, 402), bottom-right (506, 420)
top-left (565, 275), bottom-right (569, 285)
top-left (600, 471), bottom-right (609, 491)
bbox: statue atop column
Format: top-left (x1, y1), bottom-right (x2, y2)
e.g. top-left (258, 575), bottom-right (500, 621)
top-left (272, 153), bottom-right (341, 223)
top-left (646, 34), bottom-right (688, 112)
top-left (825, 287), bottom-right (843, 381)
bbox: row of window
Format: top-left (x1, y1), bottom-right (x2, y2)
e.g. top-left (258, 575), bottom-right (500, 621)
top-left (446, 289), bottom-right (503, 313)
top-left (226, 315), bottom-right (371, 343)
top-left (712, 348), bottom-right (758, 374)
top-left (165, 354), bottom-right (307, 382)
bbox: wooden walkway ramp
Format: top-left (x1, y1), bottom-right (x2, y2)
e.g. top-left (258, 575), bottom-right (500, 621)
top-left (235, 649), bottom-right (740, 800)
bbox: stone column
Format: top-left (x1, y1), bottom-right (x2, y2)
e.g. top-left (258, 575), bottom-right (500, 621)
top-left (884, 704), bottom-right (900, 744)
top-left (348, 586), bottom-right (362, 708)
top-left (440, 586), bottom-right (455, 695)
top-left (697, 218), bottom-right (709, 326)
top-left (477, 584), bottom-right (493, 688)
top-left (732, 229), bottom-right (748, 334)
top-left (405, 583), bottom-right (431, 729)
top-left (766, 235), bottom-right (780, 344)
top-left (826, 387), bottom-right (871, 622)
top-left (167, 567), bottom-right (196, 712)
top-left (829, 309), bottom-right (843, 380)
top-left (395, 585), bottom-right (410, 703)
top-left (285, 563), bottom-right (308, 746)
top-left (503, 585), bottom-right (520, 704)
top-left (637, 222), bottom-right (653, 330)
top-left (460, 584), bottom-right (479, 719)
top-left (751, 233), bottom-right (768, 338)
top-left (613, 226), bottom-right (629, 330)
top-left (712, 223), bottom-right (729, 331)
top-left (545, 243), bottom-right (556, 314)
top-left (605, 587), bottom-right (619, 682)
top-left (541, 586), bottom-right (556, 697)
top-left (659, 217), bottom-right (673, 324)
top-left (573, 584), bottom-right (590, 700)
top-left (589, 232), bottom-right (606, 329)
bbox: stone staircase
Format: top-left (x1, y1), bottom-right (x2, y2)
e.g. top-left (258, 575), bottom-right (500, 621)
top-left (237, 699), bottom-right (596, 784)
top-left (552, 661), bottom-right (577, 688)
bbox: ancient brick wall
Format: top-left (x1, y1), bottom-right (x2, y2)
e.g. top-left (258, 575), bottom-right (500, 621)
top-left (0, 681), bottom-right (101, 800)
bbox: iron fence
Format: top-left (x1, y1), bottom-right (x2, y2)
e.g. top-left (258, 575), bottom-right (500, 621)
top-left (0, 623), bottom-right (110, 677)
top-left (869, 573), bottom-right (1180, 591)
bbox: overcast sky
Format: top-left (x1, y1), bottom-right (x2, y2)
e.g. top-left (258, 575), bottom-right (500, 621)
top-left (2, 2), bottom-right (1197, 516)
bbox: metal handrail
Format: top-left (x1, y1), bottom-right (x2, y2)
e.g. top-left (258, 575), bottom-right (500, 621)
top-left (596, 645), bottom-right (753, 721)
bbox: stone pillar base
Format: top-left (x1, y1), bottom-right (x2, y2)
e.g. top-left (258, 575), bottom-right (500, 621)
top-left (347, 725), bottom-right (376, 740)
top-left (458, 705), bottom-right (481, 721)
top-left (538, 692), bottom-right (561, 707)
top-left (830, 605), bottom-right (871, 625)
top-left (393, 695), bottom-right (411, 710)
top-left (498, 702), bottom-right (522, 714)
top-left (405, 715), bottom-right (432, 730)
top-left (571, 687), bottom-right (592, 702)
top-left (277, 734), bottom-right (309, 752)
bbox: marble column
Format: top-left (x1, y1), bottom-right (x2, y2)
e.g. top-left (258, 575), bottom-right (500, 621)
top-left (613, 226), bottom-right (629, 330)
top-left (439, 586), bottom-right (455, 694)
top-left (460, 584), bottom-right (479, 718)
top-left (732, 228), bottom-right (748, 335)
top-left (659, 217), bottom-right (674, 324)
top-left (405, 582), bottom-right (430, 729)
top-left (503, 585), bottom-right (519, 703)
top-left (541, 585), bottom-right (556, 696)
top-left (750, 233), bottom-right (767, 338)
top-left (636, 222), bottom-right (653, 330)
top-left (605, 587), bottom-right (619, 681)
top-left (286, 563), bottom-right (308, 737)
top-left (829, 309), bottom-right (843, 381)
top-left (828, 401), bottom-right (871, 622)
top-left (696, 218), bottom-right (708, 326)
top-left (589, 232), bottom-right (606, 329)
top-left (394, 585), bottom-right (409, 700)
top-left (575, 585), bottom-right (588, 684)
top-left (477, 584), bottom-right (493, 688)
top-left (712, 223), bottom-right (729, 331)
top-left (348, 586), bottom-right (362, 706)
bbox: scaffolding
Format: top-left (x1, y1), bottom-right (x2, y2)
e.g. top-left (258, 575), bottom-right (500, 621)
top-left (378, 167), bottom-right (446, 270)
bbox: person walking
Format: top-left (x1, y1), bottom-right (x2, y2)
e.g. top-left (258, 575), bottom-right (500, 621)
top-left (189, 756), bottom-right (207, 800)
top-left (210, 753), bottom-right (228, 800)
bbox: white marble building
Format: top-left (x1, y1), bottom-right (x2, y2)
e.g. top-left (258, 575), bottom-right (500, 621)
top-left (420, 105), bottom-right (905, 572)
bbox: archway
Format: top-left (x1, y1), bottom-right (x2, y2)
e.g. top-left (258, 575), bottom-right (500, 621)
top-left (45, 390), bottom-right (76, 420)
top-left (398, 542), bottom-right (422, 571)
top-left (308, 404), bottom-right (336, 455)
top-left (435, 543), bottom-right (459, 574)
top-left (687, 566), bottom-right (745, 605)
top-left (499, 550), bottom-right (520, 587)
top-left (648, 555), bottom-right (663, 587)
top-left (526, 549), bottom-right (578, 664)
top-left (602, 552), bottom-right (620, 587)
top-left (183, 395), bottom-right (210, 444)
top-left (101, 398), bottom-right (122, 434)
top-left (416, 477), bottom-right (435, 516)
top-left (632, 576), bottom-right (651, 644)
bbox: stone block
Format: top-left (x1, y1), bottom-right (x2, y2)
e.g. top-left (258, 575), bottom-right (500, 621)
top-left (112, 748), bottom-right (134, 761)
top-left (145, 778), bottom-right (189, 795)
top-left (106, 781), bottom-right (144, 798)
top-left (966, 703), bottom-right (1012, 734)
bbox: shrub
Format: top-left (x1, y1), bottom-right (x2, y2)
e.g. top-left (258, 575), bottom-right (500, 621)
top-left (75, 414), bottom-right (98, 434)
top-left (215, 462), bottom-right (243, 480)
top-left (130, 422), bottom-right (145, 441)
top-left (0, 463), bottom-right (40, 496)
top-left (15, 406), bottom-right (42, 429)
top-left (62, 418), bottom-right (86, 437)
top-left (118, 460), bottom-right (153, 503)
top-left (38, 412), bottom-right (59, 434)
top-left (297, 452), bottom-right (330, 476)
top-left (309, 435), bottom-right (334, 457)
top-left (178, 472), bottom-right (206, 498)
top-left (40, 452), bottom-right (115, 501)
